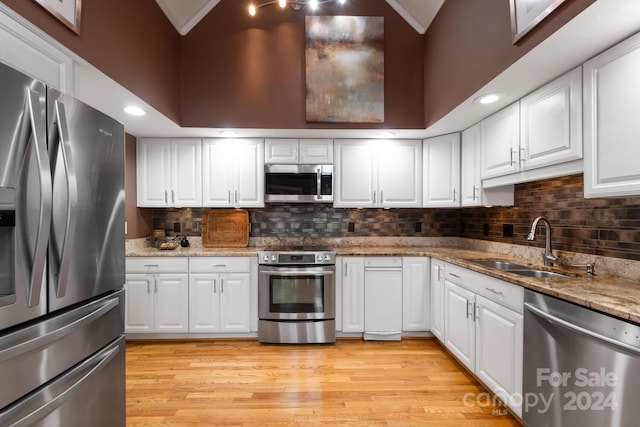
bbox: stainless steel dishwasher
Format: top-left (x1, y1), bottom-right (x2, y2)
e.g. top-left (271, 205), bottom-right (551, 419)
top-left (364, 257), bottom-right (403, 341)
top-left (523, 289), bottom-right (640, 426)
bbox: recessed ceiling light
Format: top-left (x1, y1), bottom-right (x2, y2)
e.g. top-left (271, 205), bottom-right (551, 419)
top-left (474, 93), bottom-right (503, 105)
top-left (123, 106), bottom-right (145, 116)
top-left (220, 130), bottom-right (238, 137)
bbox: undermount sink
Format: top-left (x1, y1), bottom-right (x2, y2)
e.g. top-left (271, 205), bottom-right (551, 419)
top-left (509, 270), bottom-right (568, 279)
top-left (469, 259), bottom-right (569, 279)
top-left (470, 260), bottom-right (529, 270)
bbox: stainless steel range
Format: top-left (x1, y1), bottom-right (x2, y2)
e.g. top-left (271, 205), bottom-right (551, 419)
top-left (258, 247), bottom-right (336, 344)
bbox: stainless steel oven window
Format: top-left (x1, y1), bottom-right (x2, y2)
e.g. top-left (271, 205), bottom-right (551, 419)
top-left (269, 275), bottom-right (324, 313)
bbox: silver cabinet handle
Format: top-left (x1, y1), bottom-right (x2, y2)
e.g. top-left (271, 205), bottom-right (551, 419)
top-left (453, 188), bottom-right (457, 202)
top-left (520, 147), bottom-right (525, 164)
top-left (524, 303), bottom-right (640, 356)
top-left (165, 190), bottom-right (168, 204)
top-left (172, 190), bottom-right (175, 203)
top-left (50, 100), bottom-right (78, 299)
top-left (485, 287), bottom-right (505, 296)
top-left (213, 279), bottom-right (217, 293)
top-left (474, 303), bottom-right (479, 321)
top-left (154, 278), bottom-right (158, 294)
top-left (235, 190), bottom-right (238, 204)
top-left (221, 278), bottom-right (224, 293)
top-left (228, 190), bottom-right (231, 204)
top-left (472, 185), bottom-right (478, 201)
top-left (211, 264), bottom-right (227, 268)
top-left (143, 264), bottom-right (159, 268)
top-left (466, 300), bottom-right (472, 318)
top-left (510, 149), bottom-right (516, 167)
top-left (146, 280), bottom-right (150, 294)
top-left (372, 190), bottom-right (376, 205)
top-left (24, 88), bottom-right (52, 308)
top-left (449, 272), bottom-right (461, 279)
top-left (436, 265), bottom-right (442, 281)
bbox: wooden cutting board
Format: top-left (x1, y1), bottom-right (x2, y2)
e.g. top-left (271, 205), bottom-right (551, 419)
top-left (202, 209), bottom-right (249, 248)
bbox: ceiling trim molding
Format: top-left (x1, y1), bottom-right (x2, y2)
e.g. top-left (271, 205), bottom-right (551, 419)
top-left (385, 0), bottom-right (444, 34)
top-left (156, 0), bottom-right (221, 36)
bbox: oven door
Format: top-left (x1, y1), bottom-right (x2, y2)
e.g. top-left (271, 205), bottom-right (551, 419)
top-left (258, 265), bottom-right (335, 321)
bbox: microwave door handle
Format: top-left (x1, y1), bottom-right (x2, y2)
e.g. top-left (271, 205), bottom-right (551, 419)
top-left (50, 100), bottom-right (78, 298)
top-left (316, 168), bottom-right (322, 200)
top-left (22, 89), bottom-right (52, 307)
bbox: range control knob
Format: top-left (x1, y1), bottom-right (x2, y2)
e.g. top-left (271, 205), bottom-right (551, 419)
top-left (263, 255), bottom-right (269, 262)
top-left (316, 254), bottom-right (323, 262)
top-left (271, 255), bottom-right (277, 262)
top-left (324, 255), bottom-right (331, 261)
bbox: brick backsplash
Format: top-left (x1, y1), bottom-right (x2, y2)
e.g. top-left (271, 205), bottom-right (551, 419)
top-left (147, 173), bottom-right (640, 261)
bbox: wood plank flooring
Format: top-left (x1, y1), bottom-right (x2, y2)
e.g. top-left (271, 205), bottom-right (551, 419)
top-left (126, 338), bottom-right (521, 426)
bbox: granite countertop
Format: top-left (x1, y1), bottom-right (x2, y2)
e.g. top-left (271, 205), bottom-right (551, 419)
top-left (126, 243), bottom-right (640, 325)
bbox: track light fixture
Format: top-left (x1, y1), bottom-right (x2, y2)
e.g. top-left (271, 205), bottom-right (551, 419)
top-left (248, 0), bottom-right (346, 16)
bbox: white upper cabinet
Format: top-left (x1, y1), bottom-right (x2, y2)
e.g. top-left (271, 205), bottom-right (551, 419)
top-left (423, 133), bottom-right (460, 207)
top-left (137, 138), bottom-right (202, 208)
top-left (480, 103), bottom-right (521, 180)
top-left (520, 67), bottom-right (582, 170)
top-left (461, 124), bottom-right (514, 207)
top-left (584, 33), bottom-right (640, 198)
top-left (202, 138), bottom-right (264, 208)
top-left (334, 139), bottom-right (422, 208)
top-left (265, 138), bottom-right (333, 164)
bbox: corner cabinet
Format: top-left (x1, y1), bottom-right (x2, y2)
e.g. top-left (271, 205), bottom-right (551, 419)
top-left (334, 139), bottom-right (422, 208)
top-left (137, 138), bottom-right (202, 207)
top-left (583, 32), bottom-right (640, 197)
top-left (423, 133), bottom-right (461, 207)
top-left (202, 138), bottom-right (264, 208)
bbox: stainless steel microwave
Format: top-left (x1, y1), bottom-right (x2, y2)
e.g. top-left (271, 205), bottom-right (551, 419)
top-left (265, 164), bottom-right (333, 203)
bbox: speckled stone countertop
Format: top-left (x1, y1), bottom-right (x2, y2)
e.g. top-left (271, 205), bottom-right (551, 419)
top-left (126, 237), bottom-right (640, 325)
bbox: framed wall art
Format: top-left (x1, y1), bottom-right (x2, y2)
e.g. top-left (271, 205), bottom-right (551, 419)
top-left (34, 0), bottom-right (82, 34)
top-left (305, 15), bottom-right (384, 123)
top-left (510, 0), bottom-right (566, 43)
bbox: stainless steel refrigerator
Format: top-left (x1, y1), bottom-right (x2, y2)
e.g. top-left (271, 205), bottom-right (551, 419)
top-left (0, 61), bottom-right (125, 426)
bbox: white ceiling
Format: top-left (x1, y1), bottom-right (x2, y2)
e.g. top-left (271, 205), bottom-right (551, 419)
top-left (155, 0), bottom-right (444, 35)
top-left (73, 0), bottom-right (640, 140)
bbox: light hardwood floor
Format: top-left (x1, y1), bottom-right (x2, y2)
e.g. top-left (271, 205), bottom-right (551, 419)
top-left (126, 338), bottom-right (521, 426)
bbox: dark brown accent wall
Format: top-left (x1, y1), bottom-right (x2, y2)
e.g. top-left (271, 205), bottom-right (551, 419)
top-left (423, 0), bottom-right (595, 127)
top-left (2, 0), bottom-right (181, 123)
top-left (179, 0), bottom-right (425, 129)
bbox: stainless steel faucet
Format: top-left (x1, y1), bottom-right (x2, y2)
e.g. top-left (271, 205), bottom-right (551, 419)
top-left (527, 216), bottom-right (560, 266)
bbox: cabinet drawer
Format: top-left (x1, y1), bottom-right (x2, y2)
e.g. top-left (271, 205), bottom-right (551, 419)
top-left (444, 262), bottom-right (524, 314)
top-left (126, 257), bottom-right (189, 274)
top-left (189, 257), bottom-right (251, 273)
top-left (364, 257), bottom-right (402, 268)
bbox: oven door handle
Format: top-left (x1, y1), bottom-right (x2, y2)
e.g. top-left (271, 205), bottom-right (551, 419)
top-left (260, 270), bottom-right (334, 276)
top-left (525, 302), bottom-right (640, 356)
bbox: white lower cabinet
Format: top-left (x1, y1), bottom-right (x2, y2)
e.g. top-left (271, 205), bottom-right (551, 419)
top-left (440, 261), bottom-right (524, 417)
top-left (189, 257), bottom-right (251, 333)
top-left (125, 257), bottom-right (189, 334)
top-left (339, 257), bottom-right (365, 333)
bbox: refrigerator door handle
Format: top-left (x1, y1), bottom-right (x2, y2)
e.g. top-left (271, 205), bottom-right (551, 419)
top-left (49, 100), bottom-right (78, 299)
top-left (0, 341), bottom-right (120, 427)
top-left (0, 296), bottom-right (119, 363)
top-left (23, 89), bottom-right (52, 307)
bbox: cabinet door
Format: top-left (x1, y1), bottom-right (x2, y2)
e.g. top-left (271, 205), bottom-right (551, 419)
top-left (202, 139), bottom-right (234, 207)
top-left (170, 139), bottom-right (202, 207)
top-left (461, 124), bottom-right (482, 206)
top-left (423, 134), bottom-right (460, 207)
top-left (265, 138), bottom-right (298, 164)
top-left (124, 274), bottom-right (154, 333)
top-left (136, 138), bottom-right (170, 207)
top-left (341, 257), bottom-right (365, 333)
top-left (189, 274), bottom-right (219, 332)
top-left (480, 103), bottom-right (520, 179)
top-left (234, 139), bottom-right (264, 207)
top-left (379, 140), bottom-right (422, 208)
top-left (334, 140), bottom-right (377, 208)
top-left (475, 295), bottom-right (523, 417)
top-left (520, 67), bottom-right (582, 171)
top-left (430, 260), bottom-right (445, 341)
top-left (444, 280), bottom-right (475, 371)
top-left (219, 273), bottom-right (251, 333)
top-left (300, 139), bottom-right (333, 164)
top-left (154, 274), bottom-right (189, 333)
top-left (402, 257), bottom-right (430, 331)
top-left (584, 32), bottom-right (640, 197)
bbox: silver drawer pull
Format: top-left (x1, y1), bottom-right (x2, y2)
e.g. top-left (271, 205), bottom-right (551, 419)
top-left (449, 272), bottom-right (461, 279)
top-left (211, 264), bottom-right (227, 268)
top-left (485, 287), bottom-right (505, 296)
top-left (143, 264), bottom-right (159, 268)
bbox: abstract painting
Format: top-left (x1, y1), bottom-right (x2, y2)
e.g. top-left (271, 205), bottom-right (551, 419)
top-left (305, 16), bottom-right (384, 123)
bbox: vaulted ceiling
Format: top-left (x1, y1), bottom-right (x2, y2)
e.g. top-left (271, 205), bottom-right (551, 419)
top-left (154, 0), bottom-right (445, 35)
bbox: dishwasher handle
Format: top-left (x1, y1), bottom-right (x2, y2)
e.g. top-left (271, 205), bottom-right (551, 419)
top-left (524, 302), bottom-right (640, 356)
